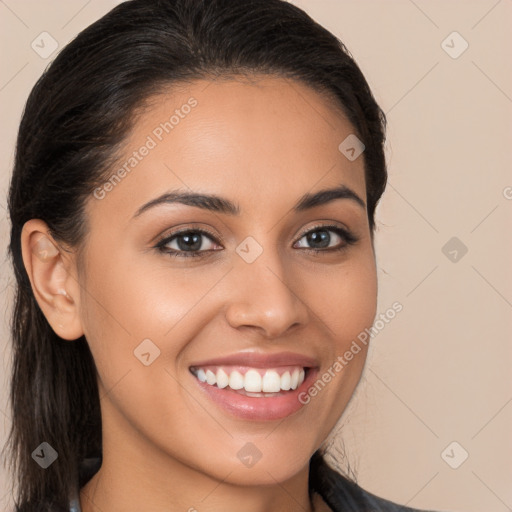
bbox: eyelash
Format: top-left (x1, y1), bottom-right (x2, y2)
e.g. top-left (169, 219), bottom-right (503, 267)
top-left (155, 224), bottom-right (359, 259)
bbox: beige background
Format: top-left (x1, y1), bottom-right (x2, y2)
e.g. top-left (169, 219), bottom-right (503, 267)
top-left (1, 1), bottom-right (511, 511)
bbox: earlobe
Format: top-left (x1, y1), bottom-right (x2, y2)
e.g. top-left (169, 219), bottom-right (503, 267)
top-left (21, 219), bottom-right (84, 341)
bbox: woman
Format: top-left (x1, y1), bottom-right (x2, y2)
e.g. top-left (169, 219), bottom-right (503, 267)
top-left (6, 0), bottom-right (442, 510)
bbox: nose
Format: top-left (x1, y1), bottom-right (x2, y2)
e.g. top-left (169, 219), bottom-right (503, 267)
top-left (224, 247), bottom-right (310, 339)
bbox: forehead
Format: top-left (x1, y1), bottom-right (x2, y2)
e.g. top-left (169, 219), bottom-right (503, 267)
top-left (88, 76), bottom-right (366, 222)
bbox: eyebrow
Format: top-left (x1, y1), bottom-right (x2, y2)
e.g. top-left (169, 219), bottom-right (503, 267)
top-left (132, 184), bottom-right (366, 219)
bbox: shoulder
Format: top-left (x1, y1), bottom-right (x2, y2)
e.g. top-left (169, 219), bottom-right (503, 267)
top-left (324, 475), bottom-right (439, 512)
top-left (310, 452), bottom-right (442, 512)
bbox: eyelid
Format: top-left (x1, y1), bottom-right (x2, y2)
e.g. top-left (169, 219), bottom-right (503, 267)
top-left (155, 224), bottom-right (223, 246)
top-left (295, 221), bottom-right (351, 240)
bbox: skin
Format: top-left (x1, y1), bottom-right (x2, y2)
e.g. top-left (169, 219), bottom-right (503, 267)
top-left (21, 76), bottom-right (377, 512)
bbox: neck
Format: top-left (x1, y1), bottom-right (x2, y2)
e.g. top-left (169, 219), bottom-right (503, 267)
top-left (80, 462), bottom-right (316, 512)
top-left (79, 417), bottom-right (318, 512)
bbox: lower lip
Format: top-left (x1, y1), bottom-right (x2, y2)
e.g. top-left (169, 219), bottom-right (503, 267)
top-left (192, 368), bottom-right (318, 421)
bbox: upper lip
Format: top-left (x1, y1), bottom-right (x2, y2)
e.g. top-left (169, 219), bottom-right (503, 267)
top-left (189, 351), bottom-right (319, 369)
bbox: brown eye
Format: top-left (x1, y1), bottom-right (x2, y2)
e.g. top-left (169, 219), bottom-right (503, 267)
top-left (156, 229), bottom-right (221, 258)
top-left (294, 225), bottom-right (358, 253)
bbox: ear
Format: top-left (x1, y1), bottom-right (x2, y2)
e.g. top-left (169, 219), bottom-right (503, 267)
top-left (20, 219), bottom-right (84, 341)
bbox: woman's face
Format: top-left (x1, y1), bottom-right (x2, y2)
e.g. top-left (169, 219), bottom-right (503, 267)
top-left (77, 76), bottom-right (377, 487)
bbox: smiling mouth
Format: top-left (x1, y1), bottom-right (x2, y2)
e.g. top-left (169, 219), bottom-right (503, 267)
top-left (189, 365), bottom-right (308, 397)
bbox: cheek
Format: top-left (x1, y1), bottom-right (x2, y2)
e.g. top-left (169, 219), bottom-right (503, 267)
top-left (301, 253), bottom-right (378, 347)
top-left (295, 253), bottom-right (377, 417)
top-left (77, 257), bottom-right (209, 450)
top-left (77, 249), bottom-right (231, 412)
top-left (79, 253), bottom-right (208, 351)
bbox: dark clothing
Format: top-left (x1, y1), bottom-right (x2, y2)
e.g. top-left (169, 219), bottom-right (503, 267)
top-left (308, 451), bottom-right (441, 511)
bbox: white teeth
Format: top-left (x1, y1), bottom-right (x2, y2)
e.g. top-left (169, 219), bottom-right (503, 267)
top-left (280, 371), bottom-right (291, 391)
top-left (228, 370), bottom-right (244, 390)
top-left (290, 369), bottom-right (299, 390)
top-left (244, 369), bottom-right (262, 392)
top-left (205, 369), bottom-right (216, 385)
top-left (194, 366), bottom-right (307, 393)
top-left (216, 368), bottom-right (229, 389)
top-left (262, 370), bottom-right (281, 392)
